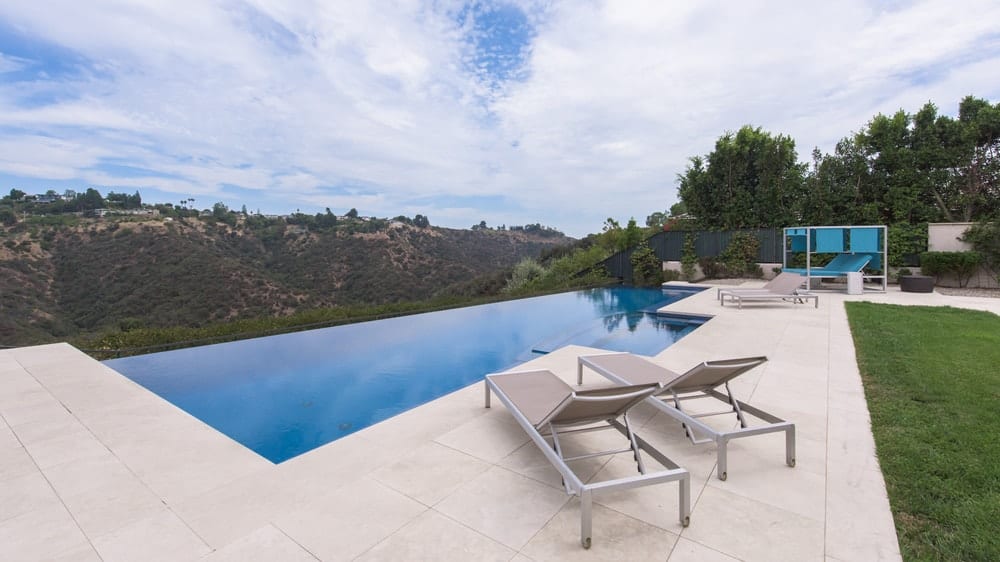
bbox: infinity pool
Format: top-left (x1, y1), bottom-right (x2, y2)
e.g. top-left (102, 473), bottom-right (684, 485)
top-left (105, 286), bottom-right (707, 462)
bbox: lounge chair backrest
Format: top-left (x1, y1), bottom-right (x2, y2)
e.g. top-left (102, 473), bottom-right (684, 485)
top-left (664, 356), bottom-right (768, 394)
top-left (763, 272), bottom-right (807, 294)
top-left (821, 253), bottom-right (871, 273)
top-left (539, 383), bottom-right (660, 429)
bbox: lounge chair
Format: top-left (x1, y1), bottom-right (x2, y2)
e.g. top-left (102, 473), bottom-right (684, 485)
top-left (485, 369), bottom-right (691, 548)
top-left (577, 353), bottom-right (795, 481)
top-left (782, 252), bottom-right (872, 278)
top-left (717, 272), bottom-right (818, 309)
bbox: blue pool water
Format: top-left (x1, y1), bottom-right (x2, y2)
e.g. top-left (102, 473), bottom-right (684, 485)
top-left (105, 286), bottom-right (707, 463)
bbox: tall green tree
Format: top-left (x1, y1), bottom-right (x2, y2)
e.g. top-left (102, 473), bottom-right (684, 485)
top-left (952, 96), bottom-right (1000, 220)
top-left (677, 126), bottom-right (805, 229)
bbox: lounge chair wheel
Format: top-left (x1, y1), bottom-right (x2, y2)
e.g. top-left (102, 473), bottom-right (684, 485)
top-left (582, 537), bottom-right (591, 549)
top-left (719, 471), bottom-right (727, 481)
top-left (789, 458), bottom-right (796, 467)
top-left (682, 515), bottom-right (690, 527)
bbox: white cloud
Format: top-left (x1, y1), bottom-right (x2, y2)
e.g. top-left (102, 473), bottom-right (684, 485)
top-left (0, 0), bottom-right (998, 236)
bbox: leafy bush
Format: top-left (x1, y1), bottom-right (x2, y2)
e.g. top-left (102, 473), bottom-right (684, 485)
top-left (719, 231), bottom-right (761, 277)
top-left (630, 242), bottom-right (662, 286)
top-left (681, 233), bottom-right (698, 281)
top-left (887, 223), bottom-right (927, 267)
top-left (920, 251), bottom-right (983, 287)
top-left (0, 207), bottom-right (16, 226)
top-left (698, 256), bottom-right (721, 278)
top-left (662, 269), bottom-right (680, 282)
top-left (962, 220), bottom-right (1000, 283)
top-left (504, 258), bottom-right (546, 293)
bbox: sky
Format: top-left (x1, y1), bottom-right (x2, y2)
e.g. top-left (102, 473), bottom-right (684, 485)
top-left (1, 1), bottom-right (998, 238)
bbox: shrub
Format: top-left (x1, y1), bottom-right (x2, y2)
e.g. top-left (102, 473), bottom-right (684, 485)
top-left (719, 232), bottom-right (761, 277)
top-left (681, 233), bottom-right (697, 281)
top-left (630, 242), bottom-right (663, 286)
top-left (0, 207), bottom-right (16, 226)
top-left (887, 223), bottom-right (927, 267)
top-left (662, 269), bottom-right (680, 282)
top-left (962, 220), bottom-right (1000, 283)
top-left (504, 258), bottom-right (546, 293)
top-left (920, 251), bottom-right (983, 287)
top-left (697, 256), bottom-right (719, 278)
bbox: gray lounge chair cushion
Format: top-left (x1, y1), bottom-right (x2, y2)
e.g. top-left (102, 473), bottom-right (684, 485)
top-left (487, 370), bottom-right (658, 429)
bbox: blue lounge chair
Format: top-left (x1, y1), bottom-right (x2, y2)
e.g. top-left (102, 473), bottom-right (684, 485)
top-left (782, 253), bottom-right (871, 278)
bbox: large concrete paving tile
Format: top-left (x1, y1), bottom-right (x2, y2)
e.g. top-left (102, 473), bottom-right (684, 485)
top-left (21, 429), bottom-right (110, 470)
top-left (60, 475), bottom-right (165, 539)
top-left (355, 510), bottom-right (514, 561)
top-left (668, 537), bottom-right (740, 561)
top-left (433, 411), bottom-right (530, 464)
top-left (275, 431), bottom-right (398, 490)
top-left (2, 393), bottom-right (73, 427)
top-left (0, 504), bottom-right (93, 561)
top-left (522, 502), bottom-right (679, 560)
top-left (272, 477), bottom-right (426, 561)
top-left (91, 508), bottom-right (211, 562)
top-left (171, 466), bottom-right (302, 549)
top-left (371, 441), bottom-right (491, 506)
top-left (42, 452), bottom-right (139, 498)
top-left (682, 485), bottom-right (824, 562)
top-left (705, 442), bottom-right (825, 521)
top-left (0, 469), bottom-right (63, 522)
top-left (8, 407), bottom-right (89, 446)
top-left (497, 437), bottom-right (610, 491)
top-left (434, 465), bottom-right (570, 550)
top-left (825, 466), bottom-right (901, 561)
top-left (201, 524), bottom-right (318, 562)
top-left (0, 440), bottom-right (36, 481)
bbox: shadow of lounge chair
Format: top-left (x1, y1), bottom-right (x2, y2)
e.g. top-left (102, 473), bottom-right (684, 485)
top-left (577, 353), bottom-right (795, 481)
top-left (485, 369), bottom-right (690, 548)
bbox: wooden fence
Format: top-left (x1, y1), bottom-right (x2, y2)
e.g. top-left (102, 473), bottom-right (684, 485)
top-left (599, 229), bottom-right (784, 283)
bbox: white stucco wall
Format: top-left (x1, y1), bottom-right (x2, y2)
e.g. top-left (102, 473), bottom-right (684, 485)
top-left (928, 222), bottom-right (974, 252)
top-left (925, 222), bottom-right (998, 288)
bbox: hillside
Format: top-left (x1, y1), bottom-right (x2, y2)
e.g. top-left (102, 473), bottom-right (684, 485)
top-left (0, 216), bottom-right (573, 346)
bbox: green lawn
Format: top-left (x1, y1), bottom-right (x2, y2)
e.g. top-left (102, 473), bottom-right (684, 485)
top-left (846, 302), bottom-right (1000, 561)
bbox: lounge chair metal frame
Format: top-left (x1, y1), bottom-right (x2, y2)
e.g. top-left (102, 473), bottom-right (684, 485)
top-left (577, 353), bottom-right (795, 481)
top-left (485, 369), bottom-right (691, 548)
top-left (719, 291), bottom-right (818, 309)
top-left (717, 272), bottom-right (819, 309)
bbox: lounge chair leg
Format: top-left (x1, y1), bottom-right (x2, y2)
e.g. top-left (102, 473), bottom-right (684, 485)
top-left (717, 439), bottom-right (728, 481)
top-left (786, 425), bottom-right (796, 467)
top-left (580, 490), bottom-right (593, 549)
top-left (484, 381), bottom-right (491, 408)
top-left (679, 473), bottom-right (691, 527)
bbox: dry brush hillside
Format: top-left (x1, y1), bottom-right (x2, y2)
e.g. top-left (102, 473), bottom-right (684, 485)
top-left (0, 217), bottom-right (572, 346)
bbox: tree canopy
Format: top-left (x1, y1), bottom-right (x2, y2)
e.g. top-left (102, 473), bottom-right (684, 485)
top-left (677, 126), bottom-right (804, 230)
top-left (676, 95), bottom-right (1000, 229)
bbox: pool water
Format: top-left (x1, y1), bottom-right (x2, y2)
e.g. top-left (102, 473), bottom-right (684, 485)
top-left (105, 286), bottom-right (707, 462)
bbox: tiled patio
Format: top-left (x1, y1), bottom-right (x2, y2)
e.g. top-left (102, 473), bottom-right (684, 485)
top-left (3, 286), bottom-right (998, 561)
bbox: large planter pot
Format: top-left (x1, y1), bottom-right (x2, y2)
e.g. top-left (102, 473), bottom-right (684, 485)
top-left (899, 275), bottom-right (935, 293)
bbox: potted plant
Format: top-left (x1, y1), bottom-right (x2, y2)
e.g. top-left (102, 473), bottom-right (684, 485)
top-left (897, 267), bottom-right (934, 293)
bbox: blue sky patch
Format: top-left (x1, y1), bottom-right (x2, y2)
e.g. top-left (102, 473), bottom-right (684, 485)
top-left (458, 2), bottom-right (535, 91)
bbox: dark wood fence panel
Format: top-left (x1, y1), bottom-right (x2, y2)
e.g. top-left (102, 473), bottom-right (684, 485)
top-left (600, 228), bottom-right (784, 281)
